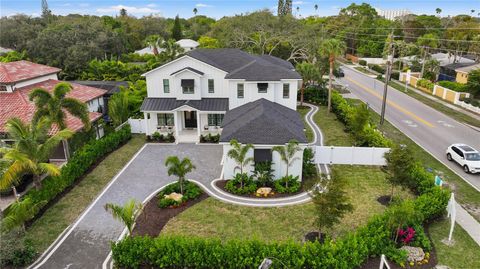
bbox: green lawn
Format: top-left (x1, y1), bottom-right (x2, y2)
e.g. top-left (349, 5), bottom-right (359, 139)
top-left (297, 106), bottom-right (314, 143)
top-left (386, 79), bottom-right (480, 128)
top-left (162, 105), bottom-right (411, 242)
top-left (24, 135), bottom-right (145, 253)
top-left (429, 219), bottom-right (480, 269)
top-left (163, 165), bottom-right (411, 242)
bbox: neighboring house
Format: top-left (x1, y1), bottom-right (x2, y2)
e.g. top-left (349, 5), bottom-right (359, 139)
top-left (0, 61), bottom-right (107, 160)
top-left (72, 80), bottom-right (129, 116)
top-left (455, 63), bottom-right (480, 84)
top-left (140, 48), bottom-right (306, 180)
top-left (374, 8), bottom-right (411, 20)
top-left (134, 39), bottom-right (199, 55)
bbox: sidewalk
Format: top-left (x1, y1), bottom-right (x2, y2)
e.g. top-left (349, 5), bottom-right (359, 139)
top-left (456, 202), bottom-right (480, 246)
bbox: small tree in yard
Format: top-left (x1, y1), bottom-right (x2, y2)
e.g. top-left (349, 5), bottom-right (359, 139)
top-left (386, 200), bottom-right (423, 243)
top-left (383, 144), bottom-right (416, 202)
top-left (165, 156), bottom-right (196, 195)
top-left (227, 139), bottom-right (254, 187)
top-left (466, 69), bottom-right (480, 98)
top-left (310, 172), bottom-right (353, 240)
top-left (272, 139), bottom-right (302, 188)
top-left (104, 199), bottom-right (143, 236)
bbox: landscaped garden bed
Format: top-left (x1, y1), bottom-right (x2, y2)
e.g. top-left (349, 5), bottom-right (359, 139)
top-left (147, 131), bottom-right (175, 143)
top-left (214, 178), bottom-right (304, 198)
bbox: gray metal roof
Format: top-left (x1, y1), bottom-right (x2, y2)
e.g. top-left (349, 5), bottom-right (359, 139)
top-left (171, 67), bottom-right (204, 76)
top-left (220, 99), bottom-right (307, 145)
top-left (141, 98), bottom-right (229, 112)
top-left (72, 81), bottom-right (129, 95)
top-left (186, 49), bottom-right (301, 81)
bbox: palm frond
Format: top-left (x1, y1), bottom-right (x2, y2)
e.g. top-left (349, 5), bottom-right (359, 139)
top-left (28, 88), bottom-right (52, 107)
top-left (1, 198), bottom-right (45, 232)
top-left (53, 82), bottom-right (73, 99)
top-left (38, 162), bottom-right (61, 177)
top-left (62, 98), bottom-right (91, 130)
top-left (39, 128), bottom-right (73, 160)
top-left (5, 118), bottom-right (29, 140)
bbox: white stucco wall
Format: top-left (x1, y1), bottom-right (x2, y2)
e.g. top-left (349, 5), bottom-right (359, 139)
top-left (222, 144), bottom-right (304, 181)
top-left (87, 97), bottom-right (104, 113)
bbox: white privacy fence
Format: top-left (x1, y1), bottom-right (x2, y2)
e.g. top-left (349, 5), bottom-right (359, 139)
top-left (314, 146), bottom-right (390, 165)
top-left (128, 118), bottom-right (146, 133)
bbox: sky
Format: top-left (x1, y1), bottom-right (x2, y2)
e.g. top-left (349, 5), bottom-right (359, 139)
top-left (0, 0), bottom-right (478, 19)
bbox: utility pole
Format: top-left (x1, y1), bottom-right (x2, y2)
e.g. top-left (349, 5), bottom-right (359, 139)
top-left (380, 31), bottom-right (395, 126)
top-left (420, 46), bottom-right (429, 79)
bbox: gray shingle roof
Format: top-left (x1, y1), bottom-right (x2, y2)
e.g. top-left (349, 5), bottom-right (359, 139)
top-left (141, 98), bottom-right (228, 112)
top-left (186, 48), bottom-right (301, 81)
top-left (170, 67), bottom-right (204, 76)
top-left (220, 98), bottom-right (307, 145)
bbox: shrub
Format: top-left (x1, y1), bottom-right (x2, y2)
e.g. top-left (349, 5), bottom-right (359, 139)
top-left (302, 147), bottom-right (317, 179)
top-left (157, 181), bottom-right (202, 208)
top-left (252, 161), bottom-right (274, 187)
top-left (18, 125), bottom-right (132, 220)
top-left (391, 71), bottom-right (400, 81)
top-left (302, 85), bottom-right (328, 105)
top-left (368, 64), bottom-right (385, 74)
top-left (274, 175), bottom-right (301, 193)
top-left (150, 132), bottom-right (175, 143)
top-left (438, 81), bottom-right (467, 92)
top-left (359, 59), bottom-right (367, 66)
top-left (417, 79), bottom-right (434, 90)
top-left (0, 229), bottom-right (37, 267)
top-left (200, 133), bottom-right (220, 143)
top-left (152, 131), bottom-right (162, 141)
top-left (225, 173), bottom-right (257, 195)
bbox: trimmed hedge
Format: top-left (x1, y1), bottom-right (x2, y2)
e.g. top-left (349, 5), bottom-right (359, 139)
top-left (368, 64), bottom-right (385, 74)
top-left (331, 91), bottom-right (392, 147)
top-left (438, 81), bottom-right (467, 92)
top-left (417, 79), bottom-right (434, 91)
top-left (359, 59), bottom-right (367, 66)
top-left (22, 125), bottom-right (132, 219)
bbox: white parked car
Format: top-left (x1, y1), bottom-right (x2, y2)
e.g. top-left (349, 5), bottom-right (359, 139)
top-left (446, 144), bottom-right (480, 174)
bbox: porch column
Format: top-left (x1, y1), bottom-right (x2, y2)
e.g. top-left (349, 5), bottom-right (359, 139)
top-left (173, 111), bottom-right (179, 138)
top-left (144, 112), bottom-right (149, 135)
top-left (197, 112), bottom-right (201, 138)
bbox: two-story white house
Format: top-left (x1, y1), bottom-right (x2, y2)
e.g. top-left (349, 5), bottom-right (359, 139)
top-left (140, 48), bottom-right (307, 180)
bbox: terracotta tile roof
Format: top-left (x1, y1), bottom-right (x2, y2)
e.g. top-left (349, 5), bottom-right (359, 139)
top-left (0, 79), bottom-right (106, 134)
top-left (0, 60), bottom-right (61, 84)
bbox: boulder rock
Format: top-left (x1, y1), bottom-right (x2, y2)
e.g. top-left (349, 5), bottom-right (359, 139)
top-left (400, 246), bottom-right (425, 262)
top-left (164, 192), bottom-right (183, 202)
top-left (256, 187), bottom-right (272, 196)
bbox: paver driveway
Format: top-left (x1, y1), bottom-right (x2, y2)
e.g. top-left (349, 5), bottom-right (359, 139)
top-left (32, 144), bottom-right (222, 269)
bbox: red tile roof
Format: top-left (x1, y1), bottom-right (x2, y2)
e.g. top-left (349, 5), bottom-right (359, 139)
top-left (0, 79), bottom-right (106, 134)
top-left (0, 61), bottom-right (61, 84)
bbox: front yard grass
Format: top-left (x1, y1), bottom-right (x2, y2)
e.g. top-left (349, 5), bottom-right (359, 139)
top-left (297, 106), bottom-right (314, 143)
top-left (162, 105), bottom-right (412, 242)
top-left (24, 135), bottom-right (145, 253)
top-left (429, 219), bottom-right (480, 269)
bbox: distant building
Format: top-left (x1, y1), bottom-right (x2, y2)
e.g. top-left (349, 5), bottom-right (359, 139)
top-left (375, 8), bottom-right (411, 20)
top-left (0, 47), bottom-right (13, 55)
top-left (455, 63), bottom-right (480, 84)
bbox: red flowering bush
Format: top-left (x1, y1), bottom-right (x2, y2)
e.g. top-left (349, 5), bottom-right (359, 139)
top-left (397, 227), bottom-right (416, 245)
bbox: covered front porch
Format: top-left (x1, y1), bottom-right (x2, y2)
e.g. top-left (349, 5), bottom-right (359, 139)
top-left (144, 109), bottom-right (224, 143)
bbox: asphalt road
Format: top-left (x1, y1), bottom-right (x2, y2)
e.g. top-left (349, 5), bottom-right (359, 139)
top-left (338, 66), bottom-right (480, 190)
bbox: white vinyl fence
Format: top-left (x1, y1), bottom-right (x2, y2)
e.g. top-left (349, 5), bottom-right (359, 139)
top-left (314, 146), bottom-right (390, 165)
top-left (128, 118), bottom-right (146, 133)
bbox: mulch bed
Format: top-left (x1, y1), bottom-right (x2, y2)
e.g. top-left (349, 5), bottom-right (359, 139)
top-left (377, 195), bottom-right (393, 206)
top-left (132, 192), bottom-right (209, 236)
top-left (215, 180), bottom-right (304, 199)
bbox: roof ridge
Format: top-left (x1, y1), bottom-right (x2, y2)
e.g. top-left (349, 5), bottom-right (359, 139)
top-left (226, 59), bottom-right (257, 77)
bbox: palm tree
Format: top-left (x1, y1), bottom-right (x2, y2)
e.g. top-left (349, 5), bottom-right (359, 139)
top-left (144, 35), bottom-right (162, 56)
top-left (227, 139), bottom-right (254, 174)
top-left (108, 91), bottom-right (130, 127)
top-left (318, 38), bottom-right (346, 113)
top-left (104, 199), bottom-right (143, 236)
top-left (1, 198), bottom-right (46, 232)
top-left (0, 117), bottom-right (73, 190)
top-left (29, 82), bottom-right (91, 131)
top-left (272, 139), bottom-right (301, 187)
top-left (160, 39), bottom-right (185, 61)
top-left (314, 4), bottom-right (318, 14)
top-left (296, 62), bottom-right (318, 106)
top-left (165, 156), bottom-right (196, 195)
top-left (435, 8), bottom-right (442, 16)
top-left (193, 7), bottom-right (198, 15)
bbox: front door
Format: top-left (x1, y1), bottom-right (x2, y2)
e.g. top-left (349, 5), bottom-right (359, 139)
top-left (184, 111), bottom-right (197, 128)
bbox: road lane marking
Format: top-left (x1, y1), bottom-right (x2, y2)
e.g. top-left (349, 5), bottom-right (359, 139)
top-left (345, 77), bottom-right (435, 128)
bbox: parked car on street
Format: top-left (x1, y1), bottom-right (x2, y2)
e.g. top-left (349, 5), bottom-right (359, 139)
top-left (335, 67), bottom-right (345, 78)
top-left (446, 144), bottom-right (480, 174)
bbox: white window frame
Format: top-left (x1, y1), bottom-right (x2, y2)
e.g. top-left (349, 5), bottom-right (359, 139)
top-left (283, 83), bottom-right (290, 98)
top-left (237, 83), bottom-right (244, 98)
top-left (163, 79), bottom-right (170, 93)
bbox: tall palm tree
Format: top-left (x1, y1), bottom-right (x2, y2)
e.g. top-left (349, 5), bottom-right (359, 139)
top-left (193, 7), bottom-right (198, 15)
top-left (29, 82), bottom-right (91, 131)
top-left (272, 139), bottom-right (301, 187)
top-left (165, 156), bottom-right (196, 195)
top-left (1, 198), bottom-right (46, 232)
top-left (160, 39), bottom-right (185, 61)
top-left (0, 117), bottom-right (73, 190)
top-left (318, 38), bottom-right (346, 113)
top-left (104, 199), bottom-right (143, 236)
top-left (435, 8), bottom-right (442, 16)
top-left (314, 4), bottom-right (318, 14)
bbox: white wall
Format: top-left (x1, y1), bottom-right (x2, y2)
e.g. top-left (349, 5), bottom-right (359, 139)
top-left (359, 58), bottom-right (386, 65)
top-left (144, 56), bottom-right (301, 111)
top-left (87, 97), bottom-right (104, 113)
top-left (314, 146), bottom-right (389, 165)
top-left (222, 144), bottom-right (304, 181)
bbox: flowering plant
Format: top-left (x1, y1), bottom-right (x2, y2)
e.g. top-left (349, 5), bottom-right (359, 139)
top-left (397, 227), bottom-right (416, 245)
